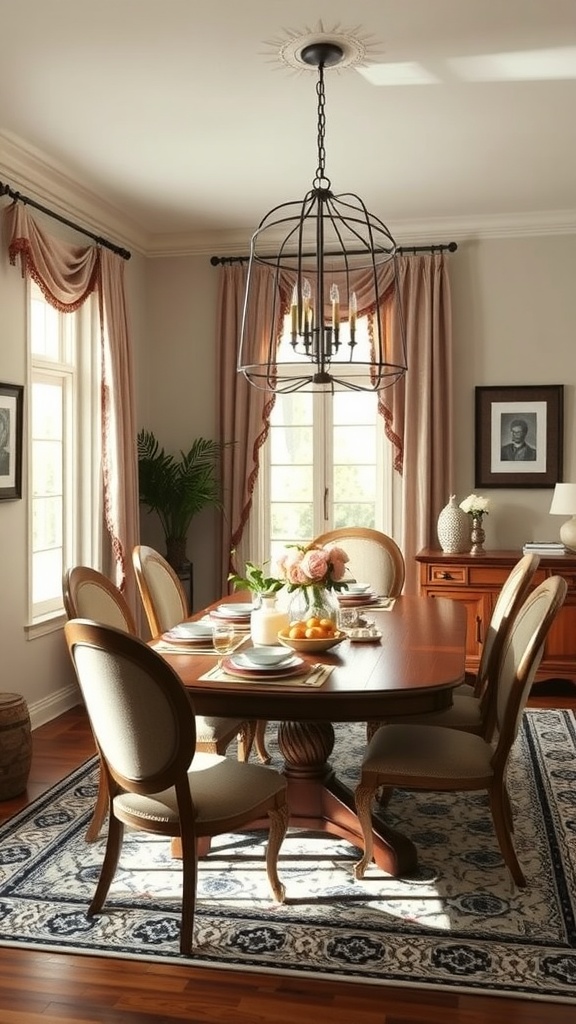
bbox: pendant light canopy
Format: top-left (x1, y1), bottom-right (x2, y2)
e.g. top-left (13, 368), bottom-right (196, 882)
top-left (238, 41), bottom-right (407, 393)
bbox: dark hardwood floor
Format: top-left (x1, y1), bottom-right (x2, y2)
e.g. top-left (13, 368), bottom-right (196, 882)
top-left (0, 688), bottom-right (574, 1024)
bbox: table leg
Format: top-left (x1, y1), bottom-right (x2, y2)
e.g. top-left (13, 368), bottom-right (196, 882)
top-left (277, 720), bottom-right (418, 877)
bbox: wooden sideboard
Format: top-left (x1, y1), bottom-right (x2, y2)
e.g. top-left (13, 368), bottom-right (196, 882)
top-left (416, 548), bottom-right (576, 683)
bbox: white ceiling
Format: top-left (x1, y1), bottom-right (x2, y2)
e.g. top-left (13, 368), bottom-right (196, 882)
top-left (1, 0), bottom-right (576, 253)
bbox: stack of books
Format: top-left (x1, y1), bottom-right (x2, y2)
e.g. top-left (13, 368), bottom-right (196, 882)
top-left (522, 541), bottom-right (567, 555)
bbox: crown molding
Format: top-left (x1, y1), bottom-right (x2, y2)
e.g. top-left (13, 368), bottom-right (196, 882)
top-left (2, 130), bottom-right (575, 260)
top-left (0, 131), bottom-right (149, 256)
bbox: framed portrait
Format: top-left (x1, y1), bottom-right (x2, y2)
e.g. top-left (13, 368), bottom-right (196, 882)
top-left (0, 383), bottom-right (24, 500)
top-left (475, 384), bottom-right (563, 489)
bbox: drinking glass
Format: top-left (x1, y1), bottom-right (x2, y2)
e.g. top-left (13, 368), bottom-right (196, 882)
top-left (337, 607), bottom-right (360, 632)
top-left (212, 623), bottom-right (236, 656)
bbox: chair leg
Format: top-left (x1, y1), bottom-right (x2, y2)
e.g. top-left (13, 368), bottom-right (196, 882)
top-left (254, 720), bottom-right (272, 764)
top-left (265, 802), bottom-right (289, 903)
top-left (88, 814), bottom-right (125, 916)
top-left (353, 777), bottom-right (378, 879)
top-left (179, 830), bottom-right (198, 955)
top-left (489, 782), bottom-right (526, 888)
top-left (237, 722), bottom-right (255, 762)
top-left (85, 761), bottom-right (108, 843)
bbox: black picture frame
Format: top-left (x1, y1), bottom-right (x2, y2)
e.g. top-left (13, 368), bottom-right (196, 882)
top-left (0, 383), bottom-right (24, 500)
top-left (475, 384), bottom-right (563, 489)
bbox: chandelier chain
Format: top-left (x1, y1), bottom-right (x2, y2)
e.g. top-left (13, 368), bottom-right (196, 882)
top-left (314, 63), bottom-right (329, 189)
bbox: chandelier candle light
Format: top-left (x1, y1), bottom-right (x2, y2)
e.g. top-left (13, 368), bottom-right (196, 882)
top-left (238, 38), bottom-right (407, 394)
top-left (460, 494), bottom-right (491, 556)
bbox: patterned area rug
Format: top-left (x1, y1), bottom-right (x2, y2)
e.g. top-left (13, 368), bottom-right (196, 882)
top-left (0, 710), bottom-right (575, 1002)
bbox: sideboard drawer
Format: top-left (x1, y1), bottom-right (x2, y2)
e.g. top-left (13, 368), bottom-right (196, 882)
top-left (426, 565), bottom-right (468, 585)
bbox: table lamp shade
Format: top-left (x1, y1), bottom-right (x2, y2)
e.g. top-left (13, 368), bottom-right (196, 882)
top-left (549, 483), bottom-right (576, 551)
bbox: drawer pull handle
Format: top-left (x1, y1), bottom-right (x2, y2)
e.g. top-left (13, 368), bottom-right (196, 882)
top-left (440, 572), bottom-right (452, 580)
top-left (475, 616), bottom-right (483, 645)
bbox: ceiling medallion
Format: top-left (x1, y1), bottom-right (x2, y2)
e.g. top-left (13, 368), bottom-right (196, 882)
top-left (261, 20), bottom-right (383, 74)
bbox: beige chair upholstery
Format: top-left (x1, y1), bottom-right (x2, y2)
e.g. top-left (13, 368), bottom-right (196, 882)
top-left (64, 620), bottom-right (288, 955)
top-left (354, 575), bottom-right (567, 888)
top-left (63, 565), bottom-right (138, 841)
top-left (454, 552), bottom-right (541, 702)
top-left (375, 552), bottom-right (542, 741)
top-left (132, 544), bottom-right (188, 637)
top-left (313, 527), bottom-right (405, 597)
top-left (132, 545), bottom-right (255, 763)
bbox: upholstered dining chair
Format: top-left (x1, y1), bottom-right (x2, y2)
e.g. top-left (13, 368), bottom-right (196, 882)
top-left (372, 551), bottom-right (542, 742)
top-left (313, 527), bottom-right (405, 598)
top-left (63, 565), bottom-right (139, 841)
top-left (63, 619), bottom-right (289, 955)
top-left (353, 575), bottom-right (567, 888)
top-left (132, 545), bottom-right (255, 763)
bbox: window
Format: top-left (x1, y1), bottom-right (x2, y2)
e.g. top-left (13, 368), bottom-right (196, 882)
top-left (28, 282), bottom-right (101, 622)
top-left (251, 315), bottom-right (396, 563)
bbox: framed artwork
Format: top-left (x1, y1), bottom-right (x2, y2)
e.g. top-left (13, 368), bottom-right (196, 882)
top-left (475, 384), bottom-right (563, 489)
top-left (0, 383), bottom-right (24, 500)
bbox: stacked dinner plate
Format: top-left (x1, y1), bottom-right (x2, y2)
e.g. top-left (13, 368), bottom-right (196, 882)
top-left (222, 645), bottom-right (307, 680)
top-left (162, 621), bottom-right (215, 647)
top-left (209, 602), bottom-right (253, 626)
top-left (337, 583), bottom-right (380, 607)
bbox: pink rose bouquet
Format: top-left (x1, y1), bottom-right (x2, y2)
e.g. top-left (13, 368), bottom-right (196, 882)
top-left (274, 543), bottom-right (349, 593)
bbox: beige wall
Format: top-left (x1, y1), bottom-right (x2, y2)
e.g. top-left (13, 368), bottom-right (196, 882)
top-left (1, 184), bottom-right (574, 726)
top-left (451, 235), bottom-right (575, 549)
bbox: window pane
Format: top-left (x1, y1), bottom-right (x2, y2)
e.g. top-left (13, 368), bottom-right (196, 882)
top-left (334, 464), bottom-right (377, 502)
top-left (33, 441), bottom-right (62, 496)
top-left (333, 425), bottom-right (376, 463)
top-left (270, 424), bottom-right (313, 464)
top-left (33, 495), bottom-right (62, 549)
top-left (30, 296), bottom-right (60, 359)
top-left (333, 504), bottom-right (375, 529)
top-left (32, 382), bottom-right (63, 440)
top-left (32, 548), bottom-right (63, 605)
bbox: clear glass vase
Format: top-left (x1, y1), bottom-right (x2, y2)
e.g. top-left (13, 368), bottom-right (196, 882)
top-left (287, 585), bottom-right (339, 625)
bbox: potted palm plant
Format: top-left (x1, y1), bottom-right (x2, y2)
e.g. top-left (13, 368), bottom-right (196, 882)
top-left (137, 429), bottom-right (227, 571)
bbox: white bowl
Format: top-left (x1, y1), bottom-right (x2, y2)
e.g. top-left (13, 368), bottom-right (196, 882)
top-left (241, 646), bottom-right (293, 667)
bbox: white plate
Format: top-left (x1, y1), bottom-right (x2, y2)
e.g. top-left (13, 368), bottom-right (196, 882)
top-left (230, 652), bottom-right (302, 672)
top-left (168, 622), bottom-right (213, 639)
top-left (213, 603), bottom-right (253, 618)
top-left (344, 584), bottom-right (372, 594)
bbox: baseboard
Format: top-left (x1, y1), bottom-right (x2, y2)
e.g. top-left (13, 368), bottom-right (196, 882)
top-left (29, 684), bottom-right (80, 731)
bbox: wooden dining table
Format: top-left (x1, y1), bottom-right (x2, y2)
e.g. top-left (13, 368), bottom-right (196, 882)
top-left (158, 594), bottom-right (466, 877)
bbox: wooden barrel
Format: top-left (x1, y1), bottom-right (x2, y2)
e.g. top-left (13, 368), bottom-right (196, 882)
top-left (0, 693), bottom-right (32, 800)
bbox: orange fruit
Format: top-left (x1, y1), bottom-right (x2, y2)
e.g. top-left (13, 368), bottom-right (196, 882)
top-left (319, 617), bottom-right (334, 630)
top-left (319, 623), bottom-right (335, 637)
top-left (305, 616), bottom-right (321, 629)
top-left (305, 626), bottom-right (323, 639)
top-left (288, 625), bottom-right (306, 639)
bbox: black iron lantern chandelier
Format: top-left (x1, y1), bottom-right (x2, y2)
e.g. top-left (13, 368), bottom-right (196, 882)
top-left (238, 40), bottom-right (408, 393)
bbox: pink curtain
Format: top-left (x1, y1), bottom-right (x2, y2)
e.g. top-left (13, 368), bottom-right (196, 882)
top-left (5, 202), bottom-right (140, 611)
top-left (380, 254), bottom-right (453, 593)
top-left (216, 252), bottom-right (452, 597)
top-left (216, 263), bottom-right (278, 591)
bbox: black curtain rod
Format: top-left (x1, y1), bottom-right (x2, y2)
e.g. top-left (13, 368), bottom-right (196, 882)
top-left (210, 241), bottom-right (457, 265)
top-left (0, 180), bottom-right (131, 260)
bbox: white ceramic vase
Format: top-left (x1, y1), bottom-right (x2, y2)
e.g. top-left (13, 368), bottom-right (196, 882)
top-left (437, 495), bottom-right (470, 554)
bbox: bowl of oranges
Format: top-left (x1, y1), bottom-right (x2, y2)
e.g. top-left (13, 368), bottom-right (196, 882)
top-left (277, 616), bottom-right (346, 653)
